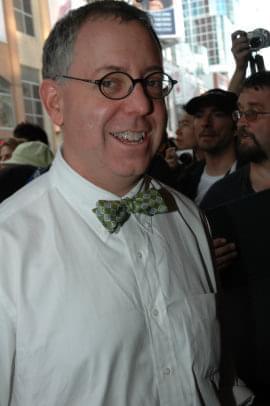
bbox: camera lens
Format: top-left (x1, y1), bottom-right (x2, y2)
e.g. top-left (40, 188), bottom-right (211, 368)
top-left (250, 36), bottom-right (262, 48)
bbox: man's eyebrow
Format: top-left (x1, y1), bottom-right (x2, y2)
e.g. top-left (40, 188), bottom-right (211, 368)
top-left (207, 107), bottom-right (226, 113)
top-left (93, 64), bottom-right (164, 76)
top-left (143, 65), bottom-right (164, 74)
top-left (94, 65), bottom-right (124, 74)
top-left (238, 101), bottom-right (264, 109)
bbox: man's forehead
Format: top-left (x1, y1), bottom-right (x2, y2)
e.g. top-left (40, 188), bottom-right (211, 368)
top-left (75, 17), bottom-right (160, 53)
top-left (71, 18), bottom-right (162, 75)
top-left (238, 87), bottom-right (270, 106)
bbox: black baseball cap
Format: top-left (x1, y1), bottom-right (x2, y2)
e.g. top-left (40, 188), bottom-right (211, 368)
top-left (185, 88), bottom-right (238, 115)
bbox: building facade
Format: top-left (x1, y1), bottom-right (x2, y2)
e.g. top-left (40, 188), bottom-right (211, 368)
top-left (0, 0), bottom-right (56, 146)
top-left (182, 0), bottom-right (239, 87)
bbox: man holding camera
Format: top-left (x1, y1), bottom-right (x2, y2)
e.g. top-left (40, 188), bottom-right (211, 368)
top-left (228, 30), bottom-right (251, 95)
top-left (229, 28), bottom-right (270, 95)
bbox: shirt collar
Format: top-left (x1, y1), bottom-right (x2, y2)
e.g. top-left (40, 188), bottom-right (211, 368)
top-left (49, 148), bottom-right (153, 210)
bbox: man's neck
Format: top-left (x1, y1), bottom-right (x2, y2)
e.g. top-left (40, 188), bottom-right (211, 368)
top-left (204, 148), bottom-right (236, 176)
top-left (88, 174), bottom-right (143, 197)
top-left (250, 160), bottom-right (270, 192)
top-left (62, 148), bottom-right (143, 197)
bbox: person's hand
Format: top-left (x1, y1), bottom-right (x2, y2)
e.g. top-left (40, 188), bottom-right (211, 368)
top-left (228, 30), bottom-right (251, 94)
top-left (231, 30), bottom-right (251, 71)
top-left (164, 147), bottom-right (178, 170)
top-left (148, 0), bottom-right (164, 11)
top-left (213, 238), bottom-right (237, 271)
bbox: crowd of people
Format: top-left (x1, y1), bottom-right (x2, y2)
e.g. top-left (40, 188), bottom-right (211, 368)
top-left (0, 1), bottom-right (268, 405)
top-left (0, 122), bottom-right (54, 202)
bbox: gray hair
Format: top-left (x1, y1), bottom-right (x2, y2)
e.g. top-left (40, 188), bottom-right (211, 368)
top-left (42, 0), bottom-right (161, 80)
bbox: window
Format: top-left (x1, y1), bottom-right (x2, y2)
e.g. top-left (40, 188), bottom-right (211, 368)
top-left (21, 66), bottom-right (43, 127)
top-left (13, 0), bottom-right (34, 36)
top-left (0, 77), bottom-right (15, 129)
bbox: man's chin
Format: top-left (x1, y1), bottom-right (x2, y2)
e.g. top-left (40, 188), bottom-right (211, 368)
top-left (115, 166), bottom-right (148, 181)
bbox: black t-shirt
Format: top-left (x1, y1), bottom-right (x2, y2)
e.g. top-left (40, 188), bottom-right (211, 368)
top-left (200, 164), bottom-right (254, 210)
top-left (200, 165), bottom-right (270, 397)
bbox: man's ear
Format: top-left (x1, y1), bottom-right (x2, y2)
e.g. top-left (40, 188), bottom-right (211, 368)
top-left (40, 79), bottom-right (64, 127)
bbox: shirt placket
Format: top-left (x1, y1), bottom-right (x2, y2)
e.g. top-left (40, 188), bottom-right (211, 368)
top-left (126, 215), bottom-right (189, 406)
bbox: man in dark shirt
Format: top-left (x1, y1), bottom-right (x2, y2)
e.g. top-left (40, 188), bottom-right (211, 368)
top-left (200, 71), bottom-right (270, 404)
top-left (200, 71), bottom-right (270, 209)
top-left (200, 164), bottom-right (252, 209)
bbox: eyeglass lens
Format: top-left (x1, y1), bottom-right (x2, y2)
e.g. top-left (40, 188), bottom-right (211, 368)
top-left (100, 72), bottom-right (172, 100)
top-left (233, 110), bottom-right (258, 122)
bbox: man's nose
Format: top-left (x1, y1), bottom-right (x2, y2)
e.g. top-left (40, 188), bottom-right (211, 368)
top-left (124, 82), bottom-right (154, 116)
top-left (237, 114), bottom-right (248, 127)
top-left (200, 113), bottom-right (212, 126)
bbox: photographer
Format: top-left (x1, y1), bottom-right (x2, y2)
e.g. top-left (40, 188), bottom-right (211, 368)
top-left (228, 30), bottom-right (251, 95)
top-left (229, 28), bottom-right (270, 95)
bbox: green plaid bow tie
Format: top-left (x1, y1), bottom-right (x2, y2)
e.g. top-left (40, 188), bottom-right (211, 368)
top-left (93, 188), bottom-right (168, 233)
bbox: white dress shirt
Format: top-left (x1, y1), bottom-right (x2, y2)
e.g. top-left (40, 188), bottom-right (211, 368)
top-left (0, 150), bottom-right (252, 406)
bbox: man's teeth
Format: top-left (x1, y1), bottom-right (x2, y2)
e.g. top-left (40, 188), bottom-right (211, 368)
top-left (110, 131), bottom-right (145, 142)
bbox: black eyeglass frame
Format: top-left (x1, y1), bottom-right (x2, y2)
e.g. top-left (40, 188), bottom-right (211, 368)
top-left (232, 109), bottom-right (270, 122)
top-left (54, 71), bottom-right (177, 100)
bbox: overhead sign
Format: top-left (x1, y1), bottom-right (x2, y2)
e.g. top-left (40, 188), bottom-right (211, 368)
top-left (132, 0), bottom-right (182, 38)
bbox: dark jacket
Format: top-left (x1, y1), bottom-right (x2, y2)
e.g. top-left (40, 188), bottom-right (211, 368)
top-left (0, 164), bottom-right (37, 203)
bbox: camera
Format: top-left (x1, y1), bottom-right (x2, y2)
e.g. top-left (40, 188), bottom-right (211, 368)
top-left (247, 28), bottom-right (270, 51)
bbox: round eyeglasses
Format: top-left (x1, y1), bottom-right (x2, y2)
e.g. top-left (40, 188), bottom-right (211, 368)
top-left (232, 109), bottom-right (270, 122)
top-left (55, 71), bottom-right (177, 100)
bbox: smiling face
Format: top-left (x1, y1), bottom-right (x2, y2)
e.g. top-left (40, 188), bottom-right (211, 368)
top-left (41, 18), bottom-right (166, 195)
top-left (237, 87), bottom-right (270, 162)
top-left (193, 105), bottom-right (235, 154)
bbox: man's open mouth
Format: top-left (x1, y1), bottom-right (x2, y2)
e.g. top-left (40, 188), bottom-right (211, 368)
top-left (110, 131), bottom-right (146, 143)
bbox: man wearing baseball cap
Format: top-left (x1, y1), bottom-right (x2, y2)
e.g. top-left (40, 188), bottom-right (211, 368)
top-left (178, 88), bottom-right (242, 204)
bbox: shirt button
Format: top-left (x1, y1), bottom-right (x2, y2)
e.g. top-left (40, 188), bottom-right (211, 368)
top-left (163, 367), bottom-right (172, 376)
top-left (152, 308), bottom-right (159, 317)
top-left (137, 252), bottom-right (143, 259)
